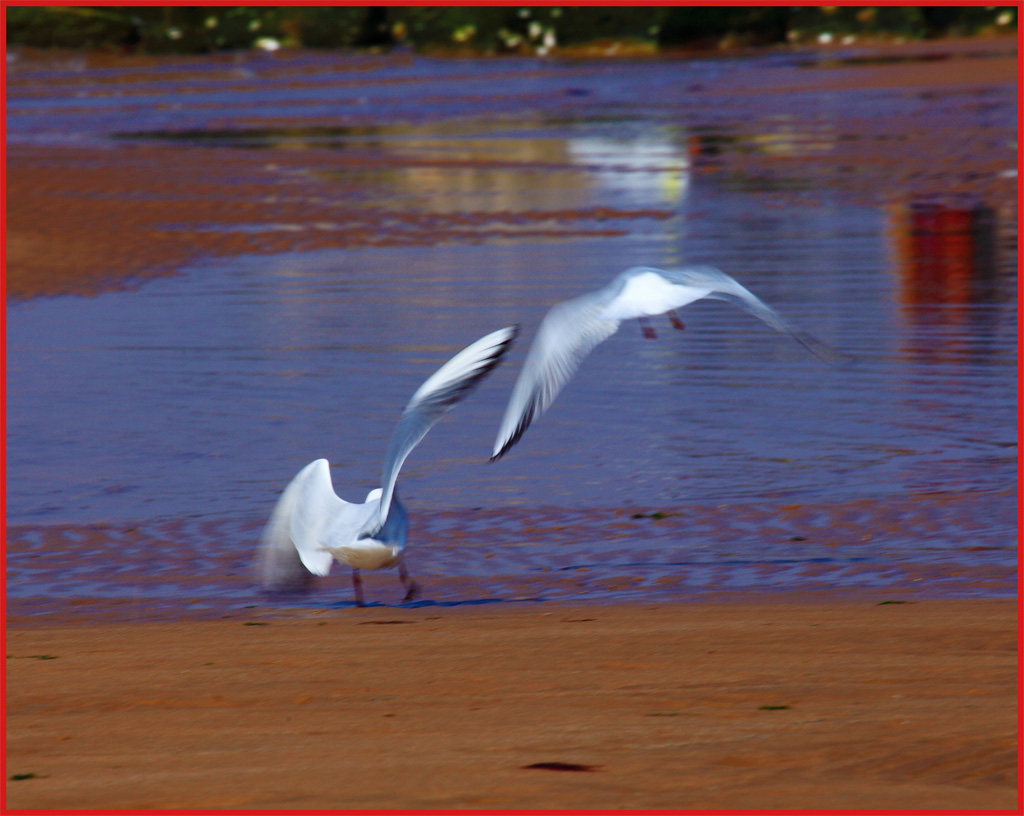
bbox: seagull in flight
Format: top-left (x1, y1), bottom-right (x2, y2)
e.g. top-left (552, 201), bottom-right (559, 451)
top-left (260, 325), bottom-right (518, 606)
top-left (491, 265), bottom-right (845, 461)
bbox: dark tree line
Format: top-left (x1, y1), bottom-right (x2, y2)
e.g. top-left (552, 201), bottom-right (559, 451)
top-left (7, 6), bottom-right (1017, 54)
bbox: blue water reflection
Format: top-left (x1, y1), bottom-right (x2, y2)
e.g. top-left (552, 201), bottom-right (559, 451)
top-left (6, 50), bottom-right (1017, 612)
top-left (7, 219), bottom-right (1014, 520)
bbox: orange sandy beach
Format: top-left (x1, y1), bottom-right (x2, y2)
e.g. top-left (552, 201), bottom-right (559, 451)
top-left (6, 599), bottom-right (1018, 810)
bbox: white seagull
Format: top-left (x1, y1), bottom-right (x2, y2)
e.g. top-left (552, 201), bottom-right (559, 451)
top-left (260, 325), bottom-right (518, 606)
top-left (491, 265), bottom-right (845, 460)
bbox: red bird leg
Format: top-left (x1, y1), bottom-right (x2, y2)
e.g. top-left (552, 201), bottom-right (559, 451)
top-left (399, 562), bottom-right (420, 602)
top-left (351, 568), bottom-right (365, 607)
top-left (667, 310), bottom-right (686, 330)
top-left (639, 316), bottom-right (657, 340)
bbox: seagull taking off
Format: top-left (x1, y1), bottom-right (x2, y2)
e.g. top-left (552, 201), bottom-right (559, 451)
top-left (491, 265), bottom-right (846, 461)
top-left (260, 325), bottom-right (518, 606)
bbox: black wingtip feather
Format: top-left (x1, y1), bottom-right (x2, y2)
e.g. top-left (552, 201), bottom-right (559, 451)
top-left (489, 394), bottom-right (536, 462)
top-left (413, 325), bottom-right (518, 415)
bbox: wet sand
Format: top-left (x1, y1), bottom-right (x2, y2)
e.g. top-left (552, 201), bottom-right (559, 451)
top-left (6, 36), bottom-right (1016, 300)
top-left (6, 599), bottom-right (1016, 809)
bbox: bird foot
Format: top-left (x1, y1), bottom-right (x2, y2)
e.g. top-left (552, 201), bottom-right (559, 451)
top-left (668, 310), bottom-right (686, 331)
top-left (402, 581), bottom-right (421, 602)
top-left (351, 568), bottom-right (366, 607)
top-left (639, 317), bottom-right (658, 340)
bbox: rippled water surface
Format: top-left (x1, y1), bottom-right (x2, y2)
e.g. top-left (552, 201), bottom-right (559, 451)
top-left (6, 48), bottom-right (1017, 618)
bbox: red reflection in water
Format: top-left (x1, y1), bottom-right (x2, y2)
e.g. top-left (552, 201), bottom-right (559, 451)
top-left (887, 199), bottom-right (999, 362)
top-left (892, 201), bottom-right (995, 302)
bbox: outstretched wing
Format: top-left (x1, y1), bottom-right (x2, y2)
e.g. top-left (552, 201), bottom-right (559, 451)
top-left (491, 265), bottom-right (849, 461)
top-left (660, 265), bottom-right (850, 366)
top-left (258, 458), bottom-right (342, 591)
top-left (491, 292), bottom-right (620, 461)
top-left (374, 325), bottom-right (518, 530)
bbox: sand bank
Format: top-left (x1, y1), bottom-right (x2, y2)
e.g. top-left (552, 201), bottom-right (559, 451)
top-left (6, 598), bottom-right (1017, 810)
top-left (6, 37), bottom-right (1016, 301)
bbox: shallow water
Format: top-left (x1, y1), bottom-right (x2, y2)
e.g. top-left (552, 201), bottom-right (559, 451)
top-left (6, 49), bottom-right (1017, 617)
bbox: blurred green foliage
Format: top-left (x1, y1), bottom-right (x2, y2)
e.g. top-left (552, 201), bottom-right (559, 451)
top-left (6, 6), bottom-right (1018, 54)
